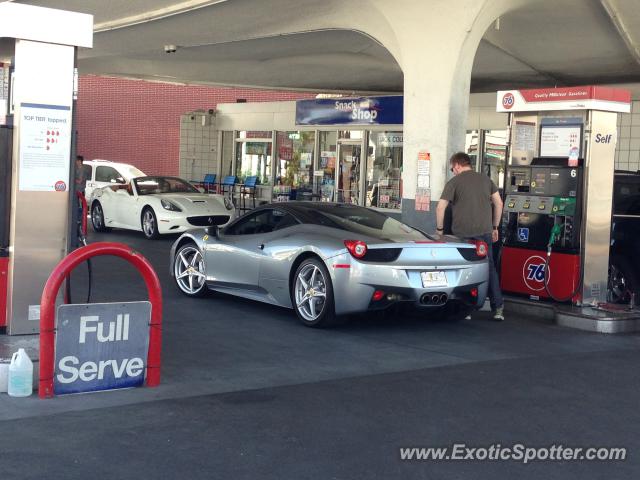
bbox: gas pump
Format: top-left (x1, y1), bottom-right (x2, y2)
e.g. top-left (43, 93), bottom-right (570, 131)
top-left (0, 124), bottom-right (12, 328)
top-left (501, 161), bottom-right (583, 301)
top-left (0, 3), bottom-right (92, 334)
top-left (496, 86), bottom-right (631, 307)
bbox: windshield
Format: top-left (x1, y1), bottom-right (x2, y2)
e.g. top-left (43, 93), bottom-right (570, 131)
top-left (134, 176), bottom-right (199, 195)
top-left (122, 165), bottom-right (145, 179)
top-left (298, 204), bottom-right (431, 241)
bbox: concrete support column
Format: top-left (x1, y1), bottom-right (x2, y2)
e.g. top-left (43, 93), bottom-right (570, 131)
top-left (400, 47), bottom-right (474, 229)
top-left (364, 0), bottom-right (531, 229)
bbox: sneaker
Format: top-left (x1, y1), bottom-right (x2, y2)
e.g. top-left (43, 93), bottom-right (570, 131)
top-left (464, 314), bottom-right (472, 320)
top-left (493, 307), bottom-right (504, 321)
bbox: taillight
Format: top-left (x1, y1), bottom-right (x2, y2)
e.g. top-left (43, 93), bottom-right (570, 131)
top-left (344, 240), bottom-right (367, 259)
top-left (372, 290), bottom-right (385, 301)
top-left (474, 240), bottom-right (488, 258)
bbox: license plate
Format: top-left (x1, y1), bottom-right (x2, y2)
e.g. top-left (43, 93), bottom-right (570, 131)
top-left (421, 271), bottom-right (448, 288)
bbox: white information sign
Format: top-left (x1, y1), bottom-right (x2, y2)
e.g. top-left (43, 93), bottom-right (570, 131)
top-left (539, 125), bottom-right (581, 158)
top-left (18, 103), bottom-right (72, 191)
top-left (514, 122), bottom-right (536, 152)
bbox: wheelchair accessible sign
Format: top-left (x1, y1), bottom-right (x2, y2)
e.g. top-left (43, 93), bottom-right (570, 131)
top-left (54, 302), bottom-right (151, 395)
top-left (518, 227), bottom-right (529, 242)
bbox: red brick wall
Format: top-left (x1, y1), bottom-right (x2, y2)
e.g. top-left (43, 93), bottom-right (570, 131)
top-left (77, 75), bottom-right (317, 176)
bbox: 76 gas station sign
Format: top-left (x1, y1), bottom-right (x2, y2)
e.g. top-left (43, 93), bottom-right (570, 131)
top-left (496, 86), bottom-right (631, 113)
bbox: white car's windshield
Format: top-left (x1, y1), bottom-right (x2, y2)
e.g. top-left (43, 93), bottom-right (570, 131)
top-left (122, 165), bottom-right (145, 179)
top-left (134, 176), bottom-right (199, 195)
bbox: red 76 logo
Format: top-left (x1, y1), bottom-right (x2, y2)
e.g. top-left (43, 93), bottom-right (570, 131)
top-left (522, 255), bottom-right (549, 291)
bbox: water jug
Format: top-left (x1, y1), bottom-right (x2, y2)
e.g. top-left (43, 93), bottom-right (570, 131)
top-left (8, 348), bottom-right (33, 397)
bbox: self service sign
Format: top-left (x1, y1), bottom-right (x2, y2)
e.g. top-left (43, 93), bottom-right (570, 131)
top-left (54, 302), bottom-right (151, 395)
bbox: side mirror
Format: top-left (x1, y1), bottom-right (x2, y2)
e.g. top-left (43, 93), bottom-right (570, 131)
top-left (116, 177), bottom-right (126, 184)
top-left (205, 226), bottom-right (219, 238)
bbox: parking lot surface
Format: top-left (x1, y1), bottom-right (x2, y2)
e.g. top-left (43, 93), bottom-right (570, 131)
top-left (1, 230), bottom-right (639, 479)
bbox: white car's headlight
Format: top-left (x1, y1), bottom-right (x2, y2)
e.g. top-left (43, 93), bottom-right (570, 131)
top-left (223, 196), bottom-right (234, 210)
top-left (161, 199), bottom-right (182, 212)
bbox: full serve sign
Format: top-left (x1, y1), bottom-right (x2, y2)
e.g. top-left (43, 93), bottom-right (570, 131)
top-left (54, 302), bottom-right (151, 394)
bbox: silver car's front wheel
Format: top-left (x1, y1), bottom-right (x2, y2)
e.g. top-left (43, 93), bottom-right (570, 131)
top-left (292, 258), bottom-right (336, 327)
top-left (174, 244), bottom-right (207, 296)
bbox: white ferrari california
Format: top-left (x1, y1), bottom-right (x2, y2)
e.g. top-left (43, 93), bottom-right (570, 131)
top-left (90, 176), bottom-right (236, 239)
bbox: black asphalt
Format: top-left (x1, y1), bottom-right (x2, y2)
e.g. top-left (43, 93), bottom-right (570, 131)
top-left (1, 229), bottom-right (639, 479)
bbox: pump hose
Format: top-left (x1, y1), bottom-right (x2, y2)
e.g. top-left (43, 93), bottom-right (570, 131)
top-left (543, 245), bottom-right (582, 303)
top-left (66, 234), bottom-right (93, 305)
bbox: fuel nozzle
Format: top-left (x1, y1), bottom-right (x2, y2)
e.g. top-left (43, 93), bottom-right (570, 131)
top-left (547, 223), bottom-right (562, 255)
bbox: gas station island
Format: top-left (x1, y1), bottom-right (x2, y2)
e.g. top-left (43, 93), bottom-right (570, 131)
top-left (0, 1), bottom-right (640, 478)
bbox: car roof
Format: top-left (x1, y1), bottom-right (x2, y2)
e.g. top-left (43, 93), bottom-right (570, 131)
top-left (84, 159), bottom-right (137, 168)
top-left (253, 201), bottom-right (376, 223)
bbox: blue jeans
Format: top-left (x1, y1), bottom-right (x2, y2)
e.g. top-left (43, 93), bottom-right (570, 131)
top-left (465, 233), bottom-right (504, 310)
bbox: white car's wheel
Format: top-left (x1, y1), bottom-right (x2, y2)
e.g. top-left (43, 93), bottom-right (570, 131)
top-left (173, 244), bottom-right (207, 297)
top-left (91, 202), bottom-right (110, 232)
top-left (141, 208), bottom-right (159, 239)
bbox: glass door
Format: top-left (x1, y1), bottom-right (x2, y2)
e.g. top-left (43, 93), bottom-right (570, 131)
top-left (337, 143), bottom-right (361, 204)
top-left (481, 129), bottom-right (507, 190)
top-left (318, 131), bottom-right (337, 202)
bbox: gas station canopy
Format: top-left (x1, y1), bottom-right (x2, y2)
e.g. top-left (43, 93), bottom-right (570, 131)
top-left (4, 0), bottom-right (640, 92)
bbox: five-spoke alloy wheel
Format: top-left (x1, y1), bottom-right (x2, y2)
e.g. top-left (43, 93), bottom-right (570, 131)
top-left (292, 258), bottom-right (335, 327)
top-left (91, 202), bottom-right (109, 232)
top-left (142, 208), bottom-right (159, 239)
top-left (173, 244), bottom-right (207, 296)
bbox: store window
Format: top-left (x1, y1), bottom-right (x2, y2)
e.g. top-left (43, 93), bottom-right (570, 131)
top-left (365, 131), bottom-right (403, 210)
top-left (338, 130), bottom-right (363, 140)
top-left (235, 131), bottom-right (272, 185)
top-left (318, 131), bottom-right (337, 202)
top-left (237, 131), bottom-right (271, 139)
top-left (273, 131), bottom-right (315, 201)
top-left (483, 130), bottom-right (507, 189)
top-left (465, 130), bottom-right (479, 171)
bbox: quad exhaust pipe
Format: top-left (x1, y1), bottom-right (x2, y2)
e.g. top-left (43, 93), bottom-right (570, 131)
top-left (420, 293), bottom-right (448, 306)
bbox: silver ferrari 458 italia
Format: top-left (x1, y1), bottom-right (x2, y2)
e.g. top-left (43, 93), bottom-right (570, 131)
top-left (169, 202), bottom-right (490, 327)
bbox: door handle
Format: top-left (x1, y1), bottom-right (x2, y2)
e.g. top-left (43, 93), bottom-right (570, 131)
top-left (258, 243), bottom-right (264, 250)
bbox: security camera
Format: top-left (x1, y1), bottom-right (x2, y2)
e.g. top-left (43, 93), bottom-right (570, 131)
top-left (164, 45), bottom-right (177, 53)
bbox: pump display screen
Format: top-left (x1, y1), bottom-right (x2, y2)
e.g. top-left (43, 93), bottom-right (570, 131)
top-left (540, 125), bottom-right (581, 157)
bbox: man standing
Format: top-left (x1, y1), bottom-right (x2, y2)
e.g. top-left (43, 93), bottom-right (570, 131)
top-left (74, 155), bottom-right (87, 245)
top-left (435, 152), bottom-right (504, 321)
top-left (74, 155), bottom-right (87, 197)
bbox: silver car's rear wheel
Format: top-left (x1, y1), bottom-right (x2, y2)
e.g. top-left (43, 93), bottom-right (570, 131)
top-left (292, 258), bottom-right (336, 327)
top-left (174, 244), bottom-right (207, 296)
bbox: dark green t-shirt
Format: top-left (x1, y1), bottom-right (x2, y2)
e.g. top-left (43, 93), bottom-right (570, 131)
top-left (440, 170), bottom-right (498, 237)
